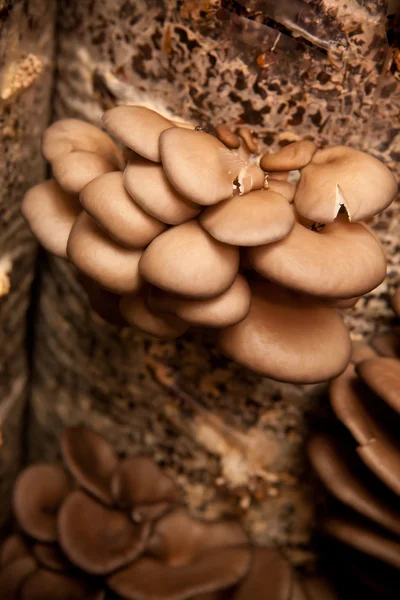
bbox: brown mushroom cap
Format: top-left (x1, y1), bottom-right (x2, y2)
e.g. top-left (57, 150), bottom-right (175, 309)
top-left (0, 535), bottom-right (29, 567)
top-left (350, 343), bottom-right (377, 365)
top-left (248, 218), bottom-right (387, 299)
top-left (0, 557), bottom-right (37, 598)
top-left (124, 159), bottom-right (200, 225)
top-left (139, 220), bottom-right (239, 299)
top-left (61, 427), bottom-right (119, 505)
top-left (67, 212), bottom-right (143, 294)
top-left (33, 544), bottom-right (71, 572)
top-left (266, 179), bottom-right (296, 202)
top-left (22, 180), bottom-right (81, 258)
top-left (80, 171), bottom-right (166, 248)
top-left (232, 547), bottom-right (293, 600)
top-left (260, 140), bottom-right (317, 172)
top-left (42, 118), bottom-right (124, 168)
top-left (102, 106), bottom-right (174, 162)
top-left (217, 282), bottom-right (351, 384)
top-left (160, 128), bottom-right (245, 205)
top-left (52, 151), bottom-right (119, 195)
top-left (20, 569), bottom-right (103, 600)
top-left (148, 274), bottom-right (251, 328)
top-left (200, 190), bottom-right (294, 247)
top-left (371, 332), bottom-right (400, 359)
top-left (356, 358), bottom-right (400, 415)
top-left (58, 490), bottom-right (149, 575)
top-left (237, 127), bottom-right (259, 155)
top-left (13, 464), bottom-right (73, 542)
top-left (119, 292), bottom-right (189, 338)
top-left (294, 146), bottom-right (398, 224)
top-left (215, 124), bottom-right (240, 150)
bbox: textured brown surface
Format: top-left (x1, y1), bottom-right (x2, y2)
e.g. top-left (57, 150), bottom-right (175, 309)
top-left (30, 0), bottom-right (400, 566)
top-left (0, 0), bottom-right (55, 526)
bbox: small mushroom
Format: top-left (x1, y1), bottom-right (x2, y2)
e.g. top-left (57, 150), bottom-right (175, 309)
top-left (232, 547), bottom-right (293, 600)
top-left (119, 292), bottom-right (189, 338)
top-left (0, 535), bottom-right (29, 567)
top-left (199, 190), bottom-right (294, 247)
top-left (217, 282), bottom-right (351, 384)
top-left (52, 151), bottom-right (119, 194)
top-left (58, 490), bottom-right (149, 575)
top-left (266, 179), bottom-right (296, 202)
top-left (80, 171), bottom-right (166, 247)
top-left (248, 217), bottom-right (387, 299)
top-left (0, 557), bottom-right (37, 598)
top-left (260, 141), bottom-right (317, 172)
top-left (20, 569), bottom-right (103, 600)
top-left (22, 180), bottom-right (81, 258)
top-left (215, 124), bottom-right (240, 149)
top-left (237, 127), bottom-right (260, 155)
top-left (60, 427), bottom-right (119, 506)
top-left (357, 358), bottom-right (400, 415)
top-left (13, 465), bottom-right (73, 542)
top-left (102, 106), bottom-right (174, 162)
top-left (67, 212), bottom-right (143, 295)
top-left (294, 146), bottom-right (398, 224)
top-left (124, 159), bottom-right (200, 225)
top-left (139, 220), bottom-right (239, 299)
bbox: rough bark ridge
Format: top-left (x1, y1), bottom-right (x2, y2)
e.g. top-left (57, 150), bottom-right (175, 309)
top-left (30, 0), bottom-right (400, 567)
top-left (0, 0), bottom-right (55, 526)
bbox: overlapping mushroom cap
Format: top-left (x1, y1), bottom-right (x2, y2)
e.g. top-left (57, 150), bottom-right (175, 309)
top-left (21, 105), bottom-right (397, 384)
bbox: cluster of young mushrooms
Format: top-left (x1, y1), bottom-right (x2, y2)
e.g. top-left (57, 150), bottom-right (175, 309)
top-left (0, 427), bottom-right (337, 600)
top-left (22, 105), bottom-right (398, 384)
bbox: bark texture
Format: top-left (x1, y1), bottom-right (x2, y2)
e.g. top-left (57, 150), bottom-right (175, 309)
top-left (0, 0), bottom-right (55, 526)
top-left (29, 0), bottom-right (400, 567)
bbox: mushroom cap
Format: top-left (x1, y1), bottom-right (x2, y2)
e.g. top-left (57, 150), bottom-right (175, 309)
top-left (119, 292), bottom-right (189, 338)
top-left (350, 343), bottom-right (377, 365)
top-left (148, 274), bottom-right (251, 328)
top-left (20, 569), bottom-right (102, 600)
top-left (199, 190), bottom-right (294, 247)
top-left (42, 118), bottom-right (124, 168)
top-left (80, 171), bottom-right (166, 248)
top-left (232, 547), bottom-right (293, 600)
top-left (0, 557), bottom-right (37, 598)
top-left (237, 127), bottom-right (260, 155)
top-left (13, 464), bottom-right (73, 542)
top-left (124, 159), bottom-right (200, 225)
top-left (215, 124), bottom-right (240, 149)
top-left (217, 283), bottom-right (351, 384)
top-left (260, 141), bottom-right (317, 172)
top-left (371, 332), bottom-right (400, 359)
top-left (61, 427), bottom-right (119, 505)
top-left (248, 218), bottom-right (387, 299)
top-left (0, 535), bottom-right (29, 567)
top-left (102, 106), bottom-right (174, 162)
top-left (22, 179), bottom-right (81, 258)
top-left (294, 146), bottom-right (398, 224)
top-left (266, 179), bottom-right (296, 202)
top-left (160, 128), bottom-right (244, 205)
top-left (234, 164), bottom-right (265, 195)
top-left (139, 220), bottom-right (239, 299)
top-left (52, 151), bottom-right (119, 195)
top-left (356, 358), bottom-right (400, 415)
top-left (67, 212), bottom-right (143, 295)
top-left (58, 490), bottom-right (149, 575)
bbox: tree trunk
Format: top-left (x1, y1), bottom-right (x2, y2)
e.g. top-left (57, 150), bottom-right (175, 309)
top-left (29, 0), bottom-right (400, 567)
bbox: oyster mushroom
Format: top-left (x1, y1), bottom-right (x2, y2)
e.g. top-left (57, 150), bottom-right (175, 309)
top-left (260, 140), bottom-right (317, 172)
top-left (52, 151), bottom-right (119, 195)
top-left (215, 124), bottom-right (240, 149)
top-left (119, 291), bottom-right (189, 338)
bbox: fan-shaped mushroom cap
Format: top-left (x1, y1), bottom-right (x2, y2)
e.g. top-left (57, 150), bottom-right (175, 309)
top-left (217, 283), bottom-right (351, 384)
top-left (357, 358), bottom-right (400, 415)
top-left (107, 547), bottom-right (251, 600)
top-left (52, 151), bottom-right (119, 195)
top-left (200, 190), bottom-right (294, 247)
top-left (102, 106), bottom-right (174, 162)
top-left (294, 146), bottom-right (398, 224)
top-left (61, 427), bottom-right (118, 505)
top-left (124, 160), bottom-right (200, 225)
top-left (20, 569), bottom-right (103, 600)
top-left (0, 557), bottom-right (37, 598)
top-left (160, 129), bottom-right (245, 205)
top-left (67, 212), bottom-right (143, 294)
top-left (248, 218), bottom-right (387, 299)
top-left (13, 465), bottom-right (73, 542)
top-left (139, 220), bottom-right (239, 299)
top-left (58, 490), bottom-right (149, 575)
top-left (148, 274), bottom-right (251, 328)
top-left (232, 548), bottom-right (292, 600)
top-left (22, 180), bottom-right (81, 258)
top-left (260, 141), bottom-right (317, 172)
top-left (80, 171), bottom-right (166, 248)
top-left (215, 124), bottom-right (240, 149)
top-left (33, 544), bottom-right (71, 572)
top-left (0, 535), bottom-right (29, 567)
top-left (42, 118), bottom-right (124, 168)
top-left (120, 292), bottom-right (189, 338)
top-left (266, 179), bottom-right (296, 202)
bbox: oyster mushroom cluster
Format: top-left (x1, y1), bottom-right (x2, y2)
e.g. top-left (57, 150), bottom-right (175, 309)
top-left (0, 427), bottom-right (335, 600)
top-left (22, 105), bottom-right (398, 384)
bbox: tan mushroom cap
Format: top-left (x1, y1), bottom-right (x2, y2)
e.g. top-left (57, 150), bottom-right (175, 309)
top-left (248, 218), bottom-right (387, 299)
top-left (294, 146), bottom-right (398, 224)
top-left (13, 464), bottom-right (73, 542)
top-left (236, 164), bottom-right (265, 195)
top-left (0, 557), bottom-right (37, 598)
top-left (260, 140), bottom-right (317, 172)
top-left (371, 332), bottom-right (400, 359)
top-left (67, 212), bottom-right (143, 295)
top-left (61, 427), bottom-right (119, 505)
top-left (200, 190), bottom-right (294, 247)
top-left (120, 292), bottom-right (189, 338)
top-left (309, 433), bottom-right (400, 536)
top-left (215, 124), bottom-right (240, 149)
top-left (232, 548), bottom-right (293, 600)
top-left (357, 358), bottom-right (400, 415)
top-left (238, 127), bottom-right (260, 155)
top-left (266, 179), bottom-right (296, 202)
top-left (33, 544), bottom-right (71, 572)
top-left (52, 151), bottom-right (119, 195)
top-left (42, 118), bottom-right (124, 168)
top-left (58, 490), bottom-right (149, 575)
top-left (20, 569), bottom-right (103, 600)
top-left (124, 159), bottom-right (200, 225)
top-left (0, 535), bottom-right (29, 567)
top-left (148, 274), bottom-right (251, 328)
top-left (217, 283), bottom-right (351, 384)
top-left (160, 128), bottom-right (245, 205)
top-left (22, 180), bottom-right (81, 259)
top-left (80, 171), bottom-right (166, 248)
top-left (102, 106), bottom-right (174, 162)
top-left (350, 343), bottom-right (377, 365)
top-left (139, 220), bottom-right (239, 299)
